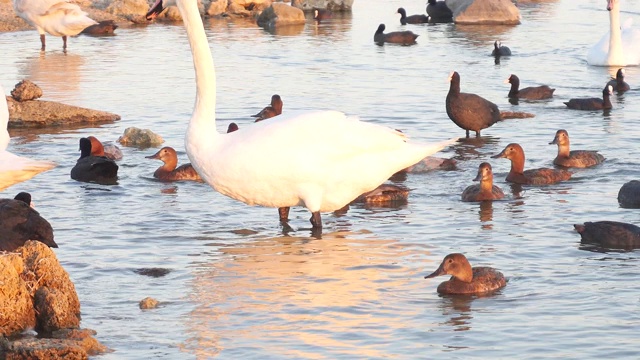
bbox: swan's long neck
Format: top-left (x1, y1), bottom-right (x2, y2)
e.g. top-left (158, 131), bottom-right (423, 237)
top-left (178, 0), bottom-right (218, 137)
top-left (608, 1), bottom-right (623, 63)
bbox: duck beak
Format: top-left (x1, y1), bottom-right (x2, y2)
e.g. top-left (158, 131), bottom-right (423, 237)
top-left (424, 263), bottom-right (446, 279)
top-left (473, 171), bottom-right (482, 181)
top-left (146, 0), bottom-right (165, 21)
top-left (490, 149), bottom-right (506, 159)
top-left (549, 136), bottom-right (558, 145)
top-left (145, 150), bottom-right (161, 160)
top-left (504, 78), bottom-right (510, 84)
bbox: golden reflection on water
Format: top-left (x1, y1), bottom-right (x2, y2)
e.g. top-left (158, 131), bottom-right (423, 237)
top-left (17, 52), bottom-right (85, 99)
top-left (182, 231), bottom-right (432, 358)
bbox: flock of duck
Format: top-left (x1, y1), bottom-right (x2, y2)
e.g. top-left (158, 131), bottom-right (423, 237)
top-left (2, 0), bottom-right (640, 297)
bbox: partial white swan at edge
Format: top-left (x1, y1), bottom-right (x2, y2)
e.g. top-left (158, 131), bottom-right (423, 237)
top-left (145, 0), bottom-right (456, 230)
top-left (0, 84), bottom-right (56, 191)
top-left (587, 0), bottom-right (640, 66)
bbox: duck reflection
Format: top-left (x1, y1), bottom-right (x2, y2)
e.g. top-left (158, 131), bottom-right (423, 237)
top-left (18, 52), bottom-right (85, 100)
top-left (182, 233), bottom-right (428, 358)
top-left (451, 135), bottom-right (499, 162)
top-left (478, 200), bottom-right (494, 228)
top-left (436, 295), bottom-right (474, 332)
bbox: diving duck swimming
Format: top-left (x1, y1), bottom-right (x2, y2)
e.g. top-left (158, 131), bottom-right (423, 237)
top-left (13, 0), bottom-right (103, 50)
top-left (146, 146), bottom-right (201, 181)
top-left (397, 7), bottom-right (429, 25)
top-left (564, 85), bottom-right (612, 110)
top-left (70, 137), bottom-right (118, 184)
top-left (252, 94), bottom-right (282, 122)
top-left (446, 71), bottom-right (501, 137)
top-left (618, 180), bottom-right (640, 208)
top-left (606, 68), bottom-right (630, 93)
top-left (491, 41), bottom-right (511, 57)
top-left (549, 130), bottom-right (604, 168)
top-left (0, 192), bottom-right (57, 252)
top-left (374, 24), bottom-right (418, 45)
top-left (424, 253), bottom-right (507, 295)
top-left (574, 221), bottom-right (640, 250)
top-left (461, 162), bottom-right (505, 202)
top-left (505, 74), bottom-right (555, 100)
top-left (426, 0), bottom-right (452, 23)
top-left (145, 0), bottom-right (453, 231)
top-left (492, 143), bottom-right (571, 185)
top-left (87, 136), bottom-right (123, 161)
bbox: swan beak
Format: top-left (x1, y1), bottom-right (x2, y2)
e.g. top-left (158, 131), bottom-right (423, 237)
top-left (606, 0), bottom-right (613, 11)
top-left (146, 0), bottom-right (165, 21)
top-left (424, 263), bottom-right (446, 279)
top-left (145, 150), bottom-right (161, 160)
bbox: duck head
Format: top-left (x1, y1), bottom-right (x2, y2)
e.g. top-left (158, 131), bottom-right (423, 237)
top-left (78, 137), bottom-right (92, 159)
top-left (491, 143), bottom-right (524, 162)
top-left (424, 253), bottom-right (473, 283)
top-left (227, 122), bottom-right (239, 133)
top-left (271, 94), bottom-right (283, 114)
top-left (549, 129), bottom-right (569, 147)
top-left (146, 146), bottom-right (178, 168)
top-left (505, 74), bottom-right (519, 85)
top-left (14, 192), bottom-right (32, 207)
top-left (87, 136), bottom-right (106, 157)
top-left (397, 7), bottom-right (407, 17)
top-left (474, 162), bottom-right (493, 182)
top-left (375, 24), bottom-right (386, 34)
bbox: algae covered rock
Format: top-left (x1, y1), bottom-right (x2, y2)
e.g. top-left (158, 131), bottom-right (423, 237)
top-left (117, 127), bottom-right (164, 147)
top-left (257, 3), bottom-right (305, 29)
top-left (11, 80), bottom-right (43, 102)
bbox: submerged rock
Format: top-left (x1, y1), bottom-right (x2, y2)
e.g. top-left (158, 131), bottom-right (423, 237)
top-left (7, 96), bottom-right (120, 128)
top-left (294, 0), bottom-right (354, 11)
top-left (446, 0), bottom-right (521, 25)
top-left (118, 127), bottom-right (164, 147)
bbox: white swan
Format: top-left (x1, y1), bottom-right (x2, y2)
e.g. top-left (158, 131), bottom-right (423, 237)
top-left (0, 85), bottom-right (56, 191)
top-left (13, 0), bottom-right (98, 50)
top-left (145, 0), bottom-right (455, 230)
top-left (587, 0), bottom-right (640, 66)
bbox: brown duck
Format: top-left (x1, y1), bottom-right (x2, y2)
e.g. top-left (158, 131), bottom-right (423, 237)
top-left (424, 253), bottom-right (507, 295)
top-left (146, 147), bottom-right (201, 181)
top-left (461, 162), bottom-right (505, 202)
top-left (492, 143), bottom-right (571, 185)
top-left (549, 130), bottom-right (604, 168)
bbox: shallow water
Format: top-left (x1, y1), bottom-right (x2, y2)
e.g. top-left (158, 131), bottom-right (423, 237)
top-left (2, 0), bottom-right (640, 358)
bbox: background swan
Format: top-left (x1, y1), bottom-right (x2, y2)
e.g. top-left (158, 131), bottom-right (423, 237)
top-left (587, 0), bottom-right (640, 66)
top-left (146, 0), bottom-right (454, 230)
top-left (13, 0), bottom-right (99, 50)
top-left (0, 85), bottom-right (55, 191)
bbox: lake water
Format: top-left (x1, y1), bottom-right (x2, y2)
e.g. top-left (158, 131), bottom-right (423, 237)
top-left (2, 0), bottom-right (640, 358)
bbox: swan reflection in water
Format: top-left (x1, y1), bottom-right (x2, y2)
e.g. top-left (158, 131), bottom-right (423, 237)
top-left (182, 232), bottom-right (431, 358)
top-left (17, 52), bottom-right (85, 100)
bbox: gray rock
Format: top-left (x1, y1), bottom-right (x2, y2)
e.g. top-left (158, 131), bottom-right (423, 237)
top-left (294, 0), bottom-right (354, 11)
top-left (446, 0), bottom-right (520, 25)
top-left (118, 127), bottom-right (164, 147)
top-left (11, 80), bottom-right (43, 102)
top-left (7, 97), bottom-right (120, 128)
top-left (257, 3), bottom-right (305, 29)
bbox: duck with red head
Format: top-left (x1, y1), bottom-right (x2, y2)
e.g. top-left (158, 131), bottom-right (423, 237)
top-left (549, 130), bottom-right (604, 168)
top-left (492, 143), bottom-right (571, 185)
top-left (461, 162), bottom-right (504, 202)
top-left (87, 136), bottom-right (123, 161)
top-left (424, 253), bottom-right (506, 295)
top-left (252, 94), bottom-right (283, 122)
top-left (70, 137), bottom-right (118, 184)
top-left (146, 146), bottom-right (201, 181)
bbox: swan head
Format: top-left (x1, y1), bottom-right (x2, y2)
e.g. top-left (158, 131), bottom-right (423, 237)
top-left (146, 0), bottom-right (175, 20)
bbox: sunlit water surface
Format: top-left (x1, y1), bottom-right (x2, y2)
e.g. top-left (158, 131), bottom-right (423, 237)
top-left (1, 0), bottom-right (640, 358)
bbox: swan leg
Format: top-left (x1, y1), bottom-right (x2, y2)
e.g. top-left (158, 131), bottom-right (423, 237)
top-left (62, 36), bottom-right (68, 50)
top-left (40, 34), bottom-right (46, 51)
top-left (278, 207), bottom-right (290, 222)
top-left (310, 211), bottom-right (322, 229)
